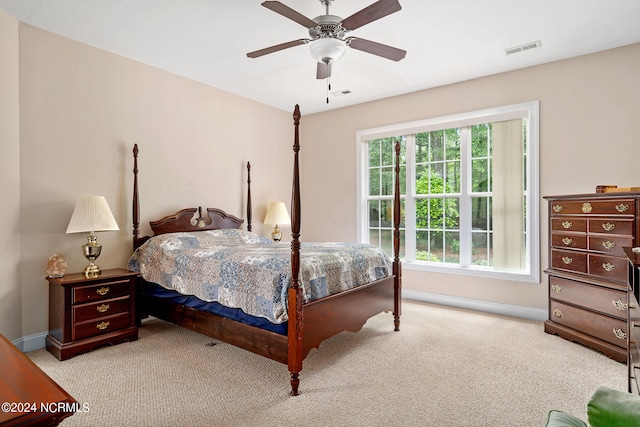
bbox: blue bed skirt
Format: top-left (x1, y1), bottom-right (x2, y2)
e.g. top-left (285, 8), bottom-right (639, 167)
top-left (139, 282), bottom-right (288, 335)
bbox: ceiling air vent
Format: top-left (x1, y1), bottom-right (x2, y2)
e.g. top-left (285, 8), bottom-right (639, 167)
top-left (504, 40), bottom-right (541, 56)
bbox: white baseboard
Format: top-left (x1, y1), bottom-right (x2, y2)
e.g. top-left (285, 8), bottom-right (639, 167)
top-left (403, 290), bottom-right (547, 322)
top-left (12, 331), bottom-right (48, 353)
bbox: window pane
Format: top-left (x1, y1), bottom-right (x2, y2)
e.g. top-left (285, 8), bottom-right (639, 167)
top-left (471, 197), bottom-right (491, 230)
top-left (415, 165), bottom-right (428, 195)
top-left (416, 198), bottom-right (429, 229)
top-left (381, 166), bottom-right (393, 196)
top-left (368, 200), bottom-right (380, 228)
top-left (471, 159), bottom-right (488, 192)
top-left (446, 161), bottom-right (460, 193)
top-left (445, 198), bottom-right (460, 230)
top-left (445, 129), bottom-right (461, 160)
top-left (381, 139), bottom-right (394, 166)
top-left (443, 231), bottom-right (460, 264)
top-left (430, 163), bottom-right (444, 194)
top-left (416, 134), bottom-right (429, 163)
top-left (430, 131), bottom-right (444, 161)
top-left (369, 228), bottom-right (379, 246)
top-left (472, 232), bottom-right (492, 266)
top-left (369, 140), bottom-right (381, 167)
top-left (380, 200), bottom-right (393, 227)
top-left (380, 229), bottom-right (393, 255)
top-left (471, 124), bottom-right (490, 157)
top-left (369, 168), bottom-right (380, 196)
top-left (430, 198), bottom-right (445, 228)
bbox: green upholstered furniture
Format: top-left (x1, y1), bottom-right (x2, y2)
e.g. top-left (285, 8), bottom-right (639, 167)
top-left (545, 386), bottom-right (640, 427)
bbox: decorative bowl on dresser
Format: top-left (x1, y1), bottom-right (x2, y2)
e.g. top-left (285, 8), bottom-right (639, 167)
top-left (46, 268), bottom-right (139, 360)
top-left (544, 192), bottom-right (640, 362)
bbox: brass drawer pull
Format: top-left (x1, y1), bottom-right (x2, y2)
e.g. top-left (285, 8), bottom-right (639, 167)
top-left (612, 300), bottom-right (628, 311)
top-left (602, 262), bottom-right (615, 272)
top-left (96, 304), bottom-right (110, 313)
top-left (602, 240), bottom-right (615, 250)
top-left (551, 284), bottom-right (563, 294)
top-left (602, 222), bottom-right (615, 232)
top-left (613, 328), bottom-right (627, 340)
top-left (562, 257), bottom-right (573, 265)
top-left (616, 203), bottom-right (629, 213)
top-left (96, 321), bottom-right (110, 330)
top-left (562, 237), bottom-right (573, 246)
top-left (96, 287), bottom-right (110, 296)
top-left (553, 309), bottom-right (563, 318)
top-left (553, 205), bottom-right (563, 213)
top-left (582, 202), bottom-right (592, 213)
top-left (562, 221), bottom-right (573, 229)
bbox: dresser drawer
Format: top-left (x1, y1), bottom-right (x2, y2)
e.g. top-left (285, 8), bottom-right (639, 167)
top-left (588, 218), bottom-right (634, 236)
top-left (72, 313), bottom-right (131, 341)
top-left (72, 280), bottom-right (132, 304)
top-left (588, 235), bottom-right (633, 256)
top-left (551, 218), bottom-right (586, 233)
top-left (73, 296), bottom-right (130, 323)
top-left (552, 233), bottom-right (587, 250)
top-left (588, 254), bottom-right (629, 282)
top-left (550, 199), bottom-right (636, 216)
top-left (551, 249), bottom-right (587, 273)
top-left (549, 276), bottom-right (628, 318)
top-left (549, 300), bottom-right (627, 348)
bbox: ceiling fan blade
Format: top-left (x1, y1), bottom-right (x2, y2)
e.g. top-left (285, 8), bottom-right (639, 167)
top-left (316, 62), bottom-right (332, 79)
top-left (247, 39), bottom-right (308, 58)
top-left (341, 0), bottom-right (402, 31)
top-left (348, 38), bottom-right (406, 61)
top-left (261, 1), bottom-right (318, 28)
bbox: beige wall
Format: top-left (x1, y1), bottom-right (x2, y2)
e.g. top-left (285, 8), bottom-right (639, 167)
top-left (0, 10), bottom-right (21, 341)
top-left (3, 17), bottom-right (639, 342)
top-left (300, 43), bottom-right (640, 313)
top-left (15, 24), bottom-right (292, 341)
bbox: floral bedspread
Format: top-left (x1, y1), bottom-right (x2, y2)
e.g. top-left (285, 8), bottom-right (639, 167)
top-left (128, 229), bottom-right (392, 324)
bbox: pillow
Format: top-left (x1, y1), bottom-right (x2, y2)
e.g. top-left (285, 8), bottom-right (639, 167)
top-left (148, 229), bottom-right (272, 251)
top-left (587, 386), bottom-right (640, 427)
top-left (544, 410), bottom-right (587, 427)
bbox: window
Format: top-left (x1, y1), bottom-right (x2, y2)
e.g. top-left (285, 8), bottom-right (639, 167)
top-left (357, 102), bottom-right (539, 282)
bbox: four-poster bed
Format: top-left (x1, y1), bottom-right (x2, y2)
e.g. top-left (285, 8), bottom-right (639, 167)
top-left (129, 105), bottom-right (402, 395)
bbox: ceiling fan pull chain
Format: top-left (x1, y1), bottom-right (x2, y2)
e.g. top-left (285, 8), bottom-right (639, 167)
top-left (326, 77), bottom-right (330, 104)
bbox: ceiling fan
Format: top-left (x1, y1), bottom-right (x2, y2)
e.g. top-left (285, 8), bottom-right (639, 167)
top-left (246, 0), bottom-right (406, 80)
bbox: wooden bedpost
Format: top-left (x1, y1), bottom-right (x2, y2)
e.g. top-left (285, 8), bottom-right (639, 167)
top-left (393, 140), bottom-right (402, 332)
top-left (246, 161), bottom-right (252, 232)
top-left (133, 144), bottom-right (140, 250)
top-left (288, 104), bottom-right (303, 396)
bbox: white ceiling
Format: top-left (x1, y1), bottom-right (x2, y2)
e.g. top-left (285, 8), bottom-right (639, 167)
top-left (1, 0), bottom-right (639, 115)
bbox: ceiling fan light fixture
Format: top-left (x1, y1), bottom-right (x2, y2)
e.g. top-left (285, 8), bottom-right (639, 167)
top-left (309, 38), bottom-right (347, 64)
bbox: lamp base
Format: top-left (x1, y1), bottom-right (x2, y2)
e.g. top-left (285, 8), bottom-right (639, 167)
top-left (271, 225), bottom-right (282, 241)
top-left (83, 262), bottom-right (101, 279)
top-left (82, 235), bottom-right (102, 278)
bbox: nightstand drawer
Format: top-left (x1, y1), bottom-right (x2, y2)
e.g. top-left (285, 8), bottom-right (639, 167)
top-left (73, 313), bottom-right (131, 341)
top-left (551, 233), bottom-right (587, 250)
top-left (589, 218), bottom-right (633, 236)
top-left (588, 235), bottom-right (633, 256)
top-left (73, 296), bottom-right (130, 323)
top-left (550, 300), bottom-right (628, 348)
top-left (72, 280), bottom-right (131, 304)
top-left (551, 218), bottom-right (586, 233)
top-left (588, 254), bottom-right (629, 282)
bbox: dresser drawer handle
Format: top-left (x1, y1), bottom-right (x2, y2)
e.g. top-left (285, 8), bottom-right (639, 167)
top-left (96, 304), bottom-right (110, 313)
top-left (96, 287), bottom-right (110, 296)
top-left (553, 309), bottom-right (563, 318)
top-left (562, 237), bottom-right (573, 246)
top-left (602, 223), bottom-right (615, 232)
top-left (96, 321), bottom-right (110, 330)
top-left (602, 240), bottom-right (615, 250)
top-left (553, 205), bottom-right (563, 213)
top-left (612, 300), bottom-right (628, 311)
top-left (602, 262), bottom-right (615, 272)
top-left (616, 203), bottom-right (629, 213)
top-left (562, 257), bottom-right (573, 265)
top-left (551, 284), bottom-right (563, 294)
top-left (582, 202), bottom-right (592, 213)
top-left (613, 328), bottom-right (627, 340)
top-left (562, 221), bottom-right (573, 229)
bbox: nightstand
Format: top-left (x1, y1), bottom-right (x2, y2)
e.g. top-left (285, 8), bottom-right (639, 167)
top-left (46, 268), bottom-right (138, 360)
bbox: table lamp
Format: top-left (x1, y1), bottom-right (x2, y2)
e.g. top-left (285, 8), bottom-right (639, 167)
top-left (263, 201), bottom-right (290, 241)
top-left (66, 196), bottom-right (119, 278)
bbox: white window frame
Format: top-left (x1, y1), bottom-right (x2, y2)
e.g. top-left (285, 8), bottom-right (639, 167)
top-left (356, 101), bottom-right (540, 283)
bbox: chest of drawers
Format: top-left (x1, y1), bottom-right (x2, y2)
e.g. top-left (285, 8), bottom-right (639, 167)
top-left (544, 192), bottom-right (640, 362)
top-left (46, 268), bottom-right (139, 360)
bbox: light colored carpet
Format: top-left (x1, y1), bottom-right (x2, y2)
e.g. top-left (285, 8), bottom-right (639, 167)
top-left (27, 300), bottom-right (626, 426)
